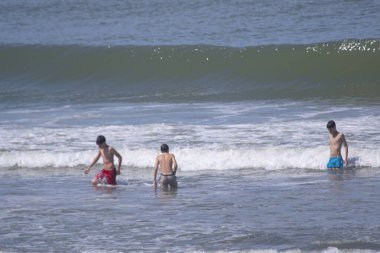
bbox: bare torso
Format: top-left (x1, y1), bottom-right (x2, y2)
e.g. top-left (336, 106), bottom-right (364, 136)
top-left (157, 153), bottom-right (176, 175)
top-left (329, 132), bottom-right (345, 157)
top-left (100, 145), bottom-right (115, 170)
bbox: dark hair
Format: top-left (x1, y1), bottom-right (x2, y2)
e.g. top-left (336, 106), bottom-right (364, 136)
top-left (96, 135), bottom-right (106, 145)
top-left (160, 144), bottom-right (169, 153)
top-left (327, 120), bottom-right (336, 129)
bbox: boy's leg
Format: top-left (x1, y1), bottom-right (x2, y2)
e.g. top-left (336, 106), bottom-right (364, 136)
top-left (91, 177), bottom-right (99, 185)
top-left (168, 175), bottom-right (178, 188)
top-left (91, 170), bottom-right (105, 185)
top-left (160, 176), bottom-right (169, 188)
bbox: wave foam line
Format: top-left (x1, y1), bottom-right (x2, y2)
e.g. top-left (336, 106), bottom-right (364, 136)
top-left (1, 147), bottom-right (379, 171)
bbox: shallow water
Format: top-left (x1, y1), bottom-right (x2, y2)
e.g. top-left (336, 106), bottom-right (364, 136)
top-left (1, 168), bottom-right (380, 252)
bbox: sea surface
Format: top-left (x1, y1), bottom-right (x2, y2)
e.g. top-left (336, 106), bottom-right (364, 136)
top-left (1, 0), bottom-right (380, 252)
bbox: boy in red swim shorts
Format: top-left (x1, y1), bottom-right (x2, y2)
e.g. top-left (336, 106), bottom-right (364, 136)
top-left (84, 135), bottom-right (122, 186)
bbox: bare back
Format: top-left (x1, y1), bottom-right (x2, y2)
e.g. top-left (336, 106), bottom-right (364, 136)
top-left (156, 153), bottom-right (177, 175)
top-left (99, 145), bottom-right (115, 170)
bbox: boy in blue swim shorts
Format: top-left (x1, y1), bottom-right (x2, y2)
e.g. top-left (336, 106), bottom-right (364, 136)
top-left (326, 120), bottom-right (348, 171)
top-left (327, 156), bottom-right (344, 170)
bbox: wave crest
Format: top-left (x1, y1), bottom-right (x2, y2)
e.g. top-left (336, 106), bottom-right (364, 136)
top-left (1, 39), bottom-right (380, 102)
top-left (1, 147), bottom-right (379, 171)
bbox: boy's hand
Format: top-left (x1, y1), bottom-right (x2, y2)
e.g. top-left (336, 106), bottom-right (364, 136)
top-left (84, 167), bottom-right (90, 174)
top-left (117, 169), bottom-right (121, 175)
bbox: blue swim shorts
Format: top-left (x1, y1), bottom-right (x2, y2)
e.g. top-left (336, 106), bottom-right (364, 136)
top-left (327, 156), bottom-right (344, 169)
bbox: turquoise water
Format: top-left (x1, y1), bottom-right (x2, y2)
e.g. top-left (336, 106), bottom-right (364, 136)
top-left (1, 42), bottom-right (379, 104)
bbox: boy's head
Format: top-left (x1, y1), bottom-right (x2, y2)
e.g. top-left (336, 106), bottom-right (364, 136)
top-left (327, 120), bottom-right (336, 133)
top-left (96, 135), bottom-right (106, 146)
top-left (160, 144), bottom-right (169, 153)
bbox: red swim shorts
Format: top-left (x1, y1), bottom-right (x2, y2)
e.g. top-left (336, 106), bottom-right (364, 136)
top-left (95, 168), bottom-right (116, 185)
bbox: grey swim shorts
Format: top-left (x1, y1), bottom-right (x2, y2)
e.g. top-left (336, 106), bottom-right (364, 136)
top-left (160, 174), bottom-right (178, 188)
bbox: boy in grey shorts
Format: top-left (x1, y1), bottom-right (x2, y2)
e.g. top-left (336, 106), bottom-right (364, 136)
top-left (153, 144), bottom-right (178, 188)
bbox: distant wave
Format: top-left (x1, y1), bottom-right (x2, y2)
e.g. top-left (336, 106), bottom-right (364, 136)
top-left (0, 147), bottom-right (378, 171)
top-left (195, 248), bottom-right (380, 253)
top-left (1, 39), bottom-right (380, 103)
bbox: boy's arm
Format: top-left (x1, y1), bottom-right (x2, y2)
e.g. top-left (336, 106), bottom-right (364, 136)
top-left (342, 134), bottom-right (348, 166)
top-left (112, 147), bottom-right (123, 175)
top-left (84, 151), bottom-right (101, 174)
top-left (153, 157), bottom-right (159, 187)
top-left (172, 154), bottom-right (178, 175)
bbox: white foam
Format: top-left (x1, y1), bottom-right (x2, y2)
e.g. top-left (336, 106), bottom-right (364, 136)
top-left (1, 147), bottom-right (379, 171)
top-left (1, 119), bottom-right (375, 153)
top-left (1, 102), bottom-right (380, 172)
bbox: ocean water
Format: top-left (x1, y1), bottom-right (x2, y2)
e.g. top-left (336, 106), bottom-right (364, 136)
top-left (1, 0), bottom-right (380, 252)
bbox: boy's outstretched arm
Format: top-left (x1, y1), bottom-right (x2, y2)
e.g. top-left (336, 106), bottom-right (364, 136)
top-left (84, 151), bottom-right (101, 174)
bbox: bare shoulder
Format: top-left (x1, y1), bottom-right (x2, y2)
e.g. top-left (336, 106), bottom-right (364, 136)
top-left (170, 153), bottom-right (177, 162)
top-left (340, 133), bottom-right (348, 142)
top-left (109, 146), bottom-right (121, 155)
